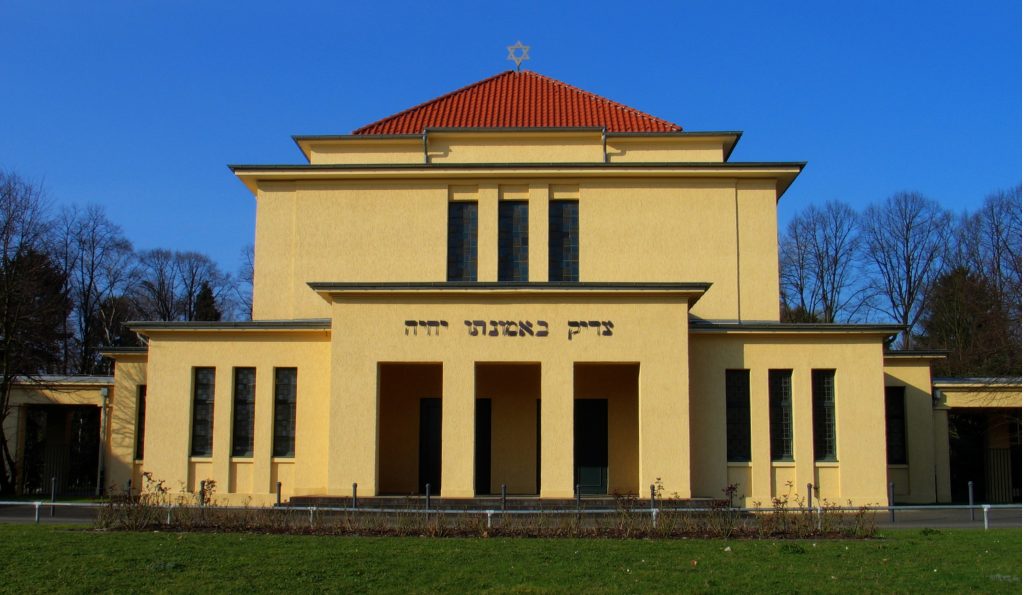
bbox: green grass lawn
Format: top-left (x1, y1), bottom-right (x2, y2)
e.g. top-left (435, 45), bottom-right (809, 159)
top-left (0, 525), bottom-right (1019, 593)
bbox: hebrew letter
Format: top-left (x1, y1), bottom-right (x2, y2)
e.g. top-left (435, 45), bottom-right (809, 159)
top-left (567, 321), bottom-right (581, 341)
top-left (536, 320), bottom-right (549, 337)
top-left (488, 320), bottom-right (500, 336)
top-left (405, 320), bottom-right (418, 336)
top-left (518, 321), bottom-right (534, 336)
top-left (465, 320), bottom-right (478, 336)
top-left (505, 321), bottom-right (518, 337)
top-left (600, 321), bottom-right (614, 336)
top-left (440, 320), bottom-right (449, 330)
top-left (427, 320), bottom-right (440, 336)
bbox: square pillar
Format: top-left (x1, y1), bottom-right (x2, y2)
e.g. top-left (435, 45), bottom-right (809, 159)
top-left (528, 184), bottom-right (549, 282)
top-left (749, 369), bottom-right (772, 501)
top-left (638, 358), bottom-right (691, 498)
top-left (540, 360), bottom-right (574, 498)
top-left (252, 368), bottom-right (274, 495)
top-left (441, 359), bottom-right (475, 497)
top-left (477, 185), bottom-right (498, 282)
top-left (327, 359), bottom-right (378, 495)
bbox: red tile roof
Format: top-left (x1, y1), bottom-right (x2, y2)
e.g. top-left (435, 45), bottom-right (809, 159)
top-left (353, 70), bottom-right (682, 135)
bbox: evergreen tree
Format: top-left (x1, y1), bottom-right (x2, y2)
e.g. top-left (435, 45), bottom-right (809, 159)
top-left (193, 281), bottom-right (221, 321)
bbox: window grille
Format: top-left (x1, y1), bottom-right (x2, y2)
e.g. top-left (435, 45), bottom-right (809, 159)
top-left (884, 386), bottom-right (908, 464)
top-left (232, 368), bottom-right (256, 457)
top-left (134, 385), bottom-right (147, 460)
top-left (498, 201), bottom-right (529, 282)
top-left (190, 368), bottom-right (215, 457)
top-left (548, 200), bottom-right (579, 282)
top-left (273, 368), bottom-right (298, 457)
top-left (812, 370), bottom-right (837, 461)
top-left (769, 370), bottom-right (793, 461)
top-left (725, 370), bottom-right (751, 462)
top-left (447, 201), bottom-right (478, 281)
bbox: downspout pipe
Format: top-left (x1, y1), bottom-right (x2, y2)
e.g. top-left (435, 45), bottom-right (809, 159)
top-left (422, 130), bottom-right (429, 164)
top-left (601, 128), bottom-right (608, 163)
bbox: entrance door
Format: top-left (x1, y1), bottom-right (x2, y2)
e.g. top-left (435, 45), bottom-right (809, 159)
top-left (418, 398), bottom-right (442, 495)
top-left (474, 399), bottom-right (492, 495)
top-left (574, 399), bottom-right (608, 495)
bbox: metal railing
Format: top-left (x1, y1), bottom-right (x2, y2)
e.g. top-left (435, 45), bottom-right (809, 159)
top-left (1, 500), bottom-right (1019, 530)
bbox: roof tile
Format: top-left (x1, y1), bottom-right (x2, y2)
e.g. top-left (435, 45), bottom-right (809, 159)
top-left (353, 71), bottom-right (682, 134)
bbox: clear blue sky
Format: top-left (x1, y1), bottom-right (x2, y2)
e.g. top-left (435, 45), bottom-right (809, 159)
top-left (2, 1), bottom-right (1020, 274)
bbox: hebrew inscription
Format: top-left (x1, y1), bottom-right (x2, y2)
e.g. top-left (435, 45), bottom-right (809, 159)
top-left (402, 319), bottom-right (615, 339)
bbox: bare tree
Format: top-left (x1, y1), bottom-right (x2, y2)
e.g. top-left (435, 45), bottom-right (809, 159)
top-left (780, 201), bottom-right (865, 322)
top-left (237, 244), bottom-right (254, 320)
top-left (175, 251), bottom-right (234, 321)
top-left (953, 185), bottom-right (1022, 337)
top-left (0, 171), bottom-right (70, 493)
top-left (57, 205), bottom-right (138, 374)
top-left (133, 248), bottom-right (179, 321)
top-left (860, 191), bottom-right (952, 349)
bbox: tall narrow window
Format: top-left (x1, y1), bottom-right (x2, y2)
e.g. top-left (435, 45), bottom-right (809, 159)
top-left (273, 368), bottom-right (298, 457)
top-left (190, 368), bottom-right (215, 457)
top-left (884, 386), bottom-right (908, 464)
top-left (769, 370), bottom-right (794, 461)
top-left (134, 385), bottom-right (147, 461)
top-left (498, 201), bottom-right (529, 282)
top-left (812, 370), bottom-right (837, 461)
top-left (548, 200), bottom-right (579, 282)
top-left (232, 368), bottom-right (256, 457)
top-left (447, 201), bottom-right (477, 281)
top-left (726, 370), bottom-right (751, 462)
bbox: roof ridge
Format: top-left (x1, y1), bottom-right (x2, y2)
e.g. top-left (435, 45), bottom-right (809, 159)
top-left (352, 71), bottom-right (517, 135)
top-left (519, 70), bottom-right (681, 131)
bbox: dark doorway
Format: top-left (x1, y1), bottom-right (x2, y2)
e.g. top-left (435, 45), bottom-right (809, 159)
top-left (19, 405), bottom-right (100, 497)
top-left (418, 398), bottom-right (442, 495)
top-left (574, 399), bottom-right (608, 495)
top-left (949, 412), bottom-right (987, 502)
top-left (474, 398), bottom-right (492, 495)
top-left (949, 410), bottom-right (1023, 503)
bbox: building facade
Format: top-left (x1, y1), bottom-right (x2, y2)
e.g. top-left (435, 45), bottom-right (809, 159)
top-left (12, 71), bottom-right (1020, 505)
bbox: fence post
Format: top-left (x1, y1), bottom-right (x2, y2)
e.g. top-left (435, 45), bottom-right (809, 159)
top-left (425, 484), bottom-right (431, 516)
top-left (486, 511), bottom-right (493, 529)
top-left (816, 505), bottom-right (823, 531)
top-left (888, 481), bottom-right (895, 523)
top-left (968, 481), bottom-right (975, 521)
top-left (50, 476), bottom-right (56, 517)
top-left (276, 481), bottom-right (282, 506)
top-left (651, 507), bottom-right (658, 529)
top-left (501, 484), bottom-right (507, 511)
top-left (309, 506), bottom-right (315, 528)
top-left (650, 483), bottom-right (657, 510)
top-left (806, 483), bottom-right (813, 511)
top-left (34, 501), bottom-right (41, 524)
top-left (166, 506), bottom-right (172, 525)
top-left (982, 504), bottom-right (990, 530)
top-left (352, 483), bottom-right (358, 509)
top-left (575, 485), bottom-right (581, 511)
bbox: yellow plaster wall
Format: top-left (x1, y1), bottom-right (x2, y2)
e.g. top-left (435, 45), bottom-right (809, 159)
top-left (326, 294), bottom-right (690, 499)
top-left (141, 331), bottom-right (331, 505)
top-left (308, 141), bottom-right (423, 165)
top-left (428, 133), bottom-right (604, 164)
top-left (882, 359), bottom-right (939, 503)
top-left (937, 385), bottom-right (1022, 409)
top-left (251, 177), bottom-right (780, 323)
top-left (689, 333), bottom-right (889, 507)
top-left (109, 356), bottom-right (147, 492)
top-left (606, 139), bottom-right (724, 163)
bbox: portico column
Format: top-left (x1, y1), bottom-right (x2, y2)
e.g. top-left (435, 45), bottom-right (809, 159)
top-left (441, 358), bottom-right (475, 497)
top-left (540, 359), bottom-right (574, 498)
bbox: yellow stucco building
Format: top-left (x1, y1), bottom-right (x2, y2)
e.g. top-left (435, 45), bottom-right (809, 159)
top-left (8, 71), bottom-right (1021, 506)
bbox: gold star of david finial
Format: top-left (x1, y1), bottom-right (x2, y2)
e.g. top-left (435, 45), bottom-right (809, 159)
top-left (507, 41), bottom-right (530, 71)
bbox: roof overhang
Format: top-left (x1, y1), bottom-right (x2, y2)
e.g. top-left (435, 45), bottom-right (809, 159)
top-left (127, 319), bottom-right (332, 337)
top-left (308, 281), bottom-right (710, 304)
top-left (690, 320), bottom-right (904, 338)
top-left (292, 129), bottom-right (744, 163)
top-left (230, 161), bottom-right (804, 198)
